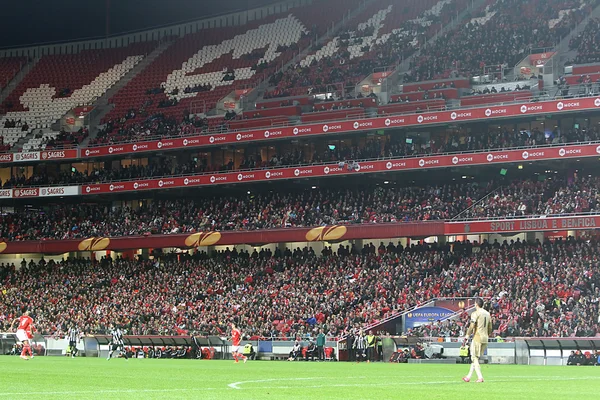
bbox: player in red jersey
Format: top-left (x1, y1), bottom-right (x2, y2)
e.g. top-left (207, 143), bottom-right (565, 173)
top-left (11, 310), bottom-right (34, 360)
top-left (230, 323), bottom-right (247, 364)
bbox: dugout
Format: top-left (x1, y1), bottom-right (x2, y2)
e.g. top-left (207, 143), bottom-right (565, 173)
top-left (517, 337), bottom-right (600, 366)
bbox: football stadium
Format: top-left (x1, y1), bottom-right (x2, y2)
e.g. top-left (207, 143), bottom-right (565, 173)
top-left (1, 0), bottom-right (600, 398)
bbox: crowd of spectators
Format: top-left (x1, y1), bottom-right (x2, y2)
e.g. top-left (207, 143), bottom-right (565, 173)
top-left (462, 175), bottom-right (600, 219)
top-left (0, 237), bottom-right (598, 339)
top-left (406, 237), bottom-right (600, 338)
top-left (0, 182), bottom-right (486, 240)
top-left (2, 173), bottom-right (600, 240)
top-left (406, 0), bottom-right (594, 82)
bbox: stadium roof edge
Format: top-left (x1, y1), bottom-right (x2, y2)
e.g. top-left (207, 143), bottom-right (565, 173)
top-left (0, 0), bottom-right (311, 56)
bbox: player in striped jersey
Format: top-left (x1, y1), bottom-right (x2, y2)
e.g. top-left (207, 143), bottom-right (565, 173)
top-left (67, 327), bottom-right (81, 358)
top-left (107, 325), bottom-right (129, 360)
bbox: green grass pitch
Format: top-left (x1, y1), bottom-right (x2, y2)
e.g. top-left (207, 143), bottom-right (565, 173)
top-left (2, 357), bottom-right (599, 399)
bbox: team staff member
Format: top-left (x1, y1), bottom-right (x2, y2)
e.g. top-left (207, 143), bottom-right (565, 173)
top-left (463, 298), bottom-right (493, 383)
top-left (316, 329), bottom-right (326, 361)
top-left (366, 330), bottom-right (376, 362)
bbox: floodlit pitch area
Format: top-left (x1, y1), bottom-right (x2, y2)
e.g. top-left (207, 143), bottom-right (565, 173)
top-left (2, 358), bottom-right (599, 399)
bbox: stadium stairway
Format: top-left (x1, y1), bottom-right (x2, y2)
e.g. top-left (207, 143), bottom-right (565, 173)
top-left (82, 38), bottom-right (176, 146)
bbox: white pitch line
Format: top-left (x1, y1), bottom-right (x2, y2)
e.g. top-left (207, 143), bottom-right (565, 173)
top-left (228, 377), bottom-right (318, 389)
top-left (0, 388), bottom-right (217, 397)
top-left (229, 376), bottom-right (599, 390)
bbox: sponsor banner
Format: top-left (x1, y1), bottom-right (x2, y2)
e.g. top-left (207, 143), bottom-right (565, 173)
top-left (404, 306), bottom-right (455, 329)
top-left (0, 214), bottom-right (599, 254)
top-left (0, 153), bottom-right (13, 163)
top-left (73, 106), bottom-right (94, 117)
top-left (39, 186), bottom-right (79, 197)
top-left (0, 189), bottom-right (13, 198)
top-left (13, 152), bottom-right (40, 163)
top-left (372, 71), bottom-right (392, 83)
top-left (41, 149), bottom-right (78, 161)
top-left (0, 222), bottom-right (442, 254)
top-left (78, 142), bottom-right (600, 196)
top-left (445, 215), bottom-right (600, 235)
top-left (529, 52), bottom-right (555, 66)
top-left (12, 188), bottom-right (39, 198)
top-left (78, 97), bottom-right (600, 159)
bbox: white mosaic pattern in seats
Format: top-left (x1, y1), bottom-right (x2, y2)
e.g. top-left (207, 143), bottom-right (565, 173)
top-left (0, 55), bottom-right (142, 143)
top-left (164, 15), bottom-right (307, 100)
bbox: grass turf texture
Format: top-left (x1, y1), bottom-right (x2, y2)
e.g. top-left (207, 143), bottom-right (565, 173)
top-left (1, 357), bottom-right (599, 399)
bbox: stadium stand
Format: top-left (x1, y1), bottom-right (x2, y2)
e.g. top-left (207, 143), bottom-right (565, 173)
top-left (2, 0), bottom-right (600, 347)
top-left (569, 17), bottom-right (600, 65)
top-left (406, 0), bottom-right (595, 82)
top-left (0, 43), bottom-right (156, 149)
top-left (1, 173), bottom-right (600, 240)
top-left (0, 57), bottom-right (26, 90)
top-left (265, 0), bottom-right (470, 99)
top-left (97, 0), bottom-right (363, 144)
top-left (4, 118), bottom-right (600, 189)
top-left (0, 238), bottom-right (598, 338)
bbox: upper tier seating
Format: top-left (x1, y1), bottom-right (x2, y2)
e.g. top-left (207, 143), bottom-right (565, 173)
top-left (0, 57), bottom-right (26, 90)
top-left (407, 0), bottom-right (594, 82)
top-left (99, 0), bottom-right (363, 144)
top-left (0, 43), bottom-right (155, 147)
top-left (568, 17), bottom-right (600, 65)
top-left (265, 0), bottom-right (470, 99)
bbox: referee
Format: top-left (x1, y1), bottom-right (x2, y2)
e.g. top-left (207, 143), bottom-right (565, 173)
top-left (68, 326), bottom-right (80, 358)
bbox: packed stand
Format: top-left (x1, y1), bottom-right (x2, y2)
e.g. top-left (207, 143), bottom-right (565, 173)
top-left (3, 173), bottom-right (600, 240)
top-left (404, 238), bottom-right (600, 338)
top-left (0, 238), bottom-right (598, 339)
top-left (0, 182), bottom-right (487, 240)
top-left (406, 0), bottom-right (594, 82)
top-left (265, 0), bottom-right (466, 99)
top-left (568, 17), bottom-right (600, 65)
top-left (462, 175), bottom-right (600, 219)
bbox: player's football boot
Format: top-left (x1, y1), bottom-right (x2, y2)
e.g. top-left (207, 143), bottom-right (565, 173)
top-left (462, 377), bottom-right (470, 382)
top-left (475, 379), bottom-right (484, 383)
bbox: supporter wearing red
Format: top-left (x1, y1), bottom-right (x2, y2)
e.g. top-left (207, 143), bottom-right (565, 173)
top-left (1, 238), bottom-right (598, 339)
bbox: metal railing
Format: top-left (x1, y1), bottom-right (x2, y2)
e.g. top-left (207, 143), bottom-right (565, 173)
top-left (7, 139), bottom-right (600, 190)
